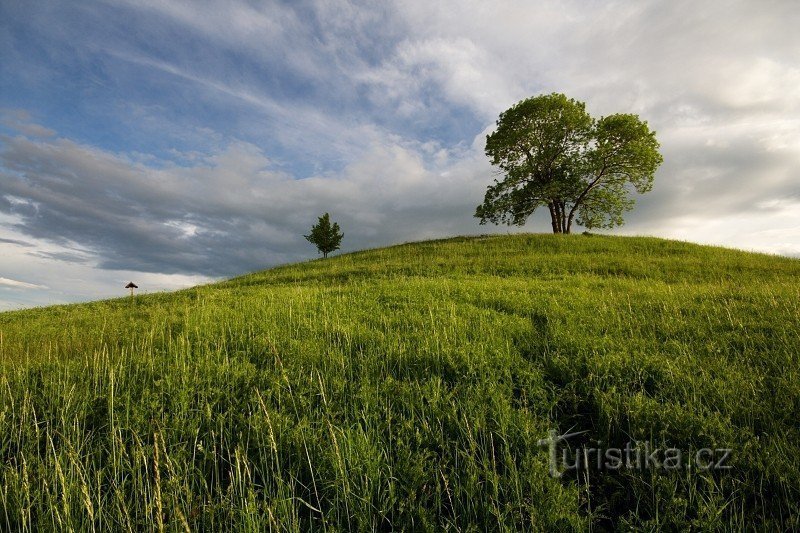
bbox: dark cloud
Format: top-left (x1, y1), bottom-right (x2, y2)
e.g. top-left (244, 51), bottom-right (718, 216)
top-left (0, 134), bottom-right (496, 276)
top-left (0, 237), bottom-right (34, 247)
top-left (26, 250), bottom-right (91, 263)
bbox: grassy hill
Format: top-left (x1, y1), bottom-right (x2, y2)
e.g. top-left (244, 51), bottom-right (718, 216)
top-left (1, 234), bottom-right (799, 531)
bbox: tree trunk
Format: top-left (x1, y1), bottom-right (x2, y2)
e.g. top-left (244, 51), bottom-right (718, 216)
top-left (323, 251), bottom-right (328, 258)
top-left (548, 202), bottom-right (560, 233)
top-left (549, 200), bottom-right (576, 234)
top-left (557, 202), bottom-right (564, 233)
top-left (551, 200), bottom-right (569, 234)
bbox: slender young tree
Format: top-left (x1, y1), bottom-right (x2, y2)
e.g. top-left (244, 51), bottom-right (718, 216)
top-left (475, 93), bottom-right (663, 234)
top-left (304, 213), bottom-right (343, 258)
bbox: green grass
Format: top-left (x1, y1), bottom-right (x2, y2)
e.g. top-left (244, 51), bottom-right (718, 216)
top-left (1, 234), bottom-right (799, 531)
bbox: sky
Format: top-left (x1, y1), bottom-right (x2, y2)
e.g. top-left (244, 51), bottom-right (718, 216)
top-left (1, 0), bottom-right (799, 309)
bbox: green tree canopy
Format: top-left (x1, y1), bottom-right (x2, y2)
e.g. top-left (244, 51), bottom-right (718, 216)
top-left (475, 93), bottom-right (663, 233)
top-left (304, 212), bottom-right (343, 258)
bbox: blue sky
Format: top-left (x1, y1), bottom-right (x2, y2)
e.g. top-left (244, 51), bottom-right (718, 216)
top-left (1, 0), bottom-right (799, 309)
top-left (1, 1), bottom-right (483, 171)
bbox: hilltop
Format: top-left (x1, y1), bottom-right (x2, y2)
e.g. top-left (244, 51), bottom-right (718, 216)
top-left (1, 234), bottom-right (799, 530)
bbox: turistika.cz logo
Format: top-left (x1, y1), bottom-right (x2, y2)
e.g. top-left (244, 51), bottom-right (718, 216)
top-left (538, 429), bottom-right (733, 478)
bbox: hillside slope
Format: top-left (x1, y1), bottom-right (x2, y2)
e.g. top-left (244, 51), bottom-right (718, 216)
top-left (1, 234), bottom-right (799, 530)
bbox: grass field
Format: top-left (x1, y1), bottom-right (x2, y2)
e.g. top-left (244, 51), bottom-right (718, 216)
top-left (1, 234), bottom-right (799, 531)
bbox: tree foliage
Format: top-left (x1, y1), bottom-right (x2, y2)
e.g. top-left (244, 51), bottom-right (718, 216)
top-left (305, 212), bottom-right (343, 258)
top-left (475, 93), bottom-right (663, 233)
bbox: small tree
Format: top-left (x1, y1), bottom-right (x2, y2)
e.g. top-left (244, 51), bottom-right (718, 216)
top-left (476, 93), bottom-right (663, 233)
top-left (304, 213), bottom-right (343, 258)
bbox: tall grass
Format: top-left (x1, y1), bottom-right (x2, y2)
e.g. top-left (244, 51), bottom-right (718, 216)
top-left (1, 234), bottom-right (799, 530)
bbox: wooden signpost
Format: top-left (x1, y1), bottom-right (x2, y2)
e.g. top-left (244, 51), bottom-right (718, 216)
top-left (125, 281), bottom-right (138, 297)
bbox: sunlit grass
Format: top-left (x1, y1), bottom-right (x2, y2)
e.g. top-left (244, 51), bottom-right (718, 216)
top-left (1, 234), bottom-right (798, 530)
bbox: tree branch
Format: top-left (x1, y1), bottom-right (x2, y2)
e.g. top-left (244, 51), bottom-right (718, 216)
top-left (567, 165), bottom-right (607, 228)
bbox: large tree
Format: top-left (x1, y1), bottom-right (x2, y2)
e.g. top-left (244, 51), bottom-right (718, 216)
top-left (304, 212), bottom-right (343, 258)
top-left (475, 93), bottom-right (663, 234)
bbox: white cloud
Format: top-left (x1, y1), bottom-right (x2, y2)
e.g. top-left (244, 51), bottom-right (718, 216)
top-left (0, 125), bottom-right (497, 278)
top-left (359, 36), bottom-right (518, 118)
top-left (1, 109), bottom-right (56, 138)
top-left (0, 277), bottom-right (47, 290)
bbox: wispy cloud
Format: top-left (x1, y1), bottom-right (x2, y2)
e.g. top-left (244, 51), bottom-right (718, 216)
top-left (0, 236), bottom-right (34, 247)
top-left (0, 277), bottom-right (48, 290)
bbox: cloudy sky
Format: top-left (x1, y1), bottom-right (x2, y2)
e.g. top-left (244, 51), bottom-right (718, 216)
top-left (1, 0), bottom-right (799, 309)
